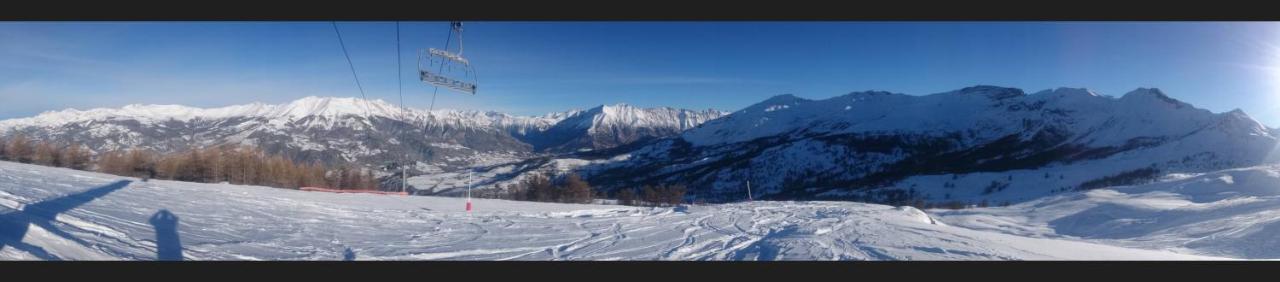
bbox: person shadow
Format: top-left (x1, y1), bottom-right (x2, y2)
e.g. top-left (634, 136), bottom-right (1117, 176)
top-left (0, 180), bottom-right (132, 260)
top-left (343, 247), bottom-right (356, 261)
top-left (149, 209), bottom-right (183, 261)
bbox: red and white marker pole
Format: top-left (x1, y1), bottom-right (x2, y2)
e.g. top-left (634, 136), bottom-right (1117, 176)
top-left (465, 170), bottom-right (473, 213)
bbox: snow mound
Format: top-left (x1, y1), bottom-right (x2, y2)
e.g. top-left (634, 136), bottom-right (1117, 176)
top-left (895, 206), bottom-right (939, 225)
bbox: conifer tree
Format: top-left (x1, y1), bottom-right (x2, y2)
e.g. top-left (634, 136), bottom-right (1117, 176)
top-left (616, 188), bottom-right (637, 206)
top-left (61, 143), bottom-right (92, 170)
top-left (563, 173), bottom-right (592, 204)
top-left (32, 142), bottom-right (61, 167)
top-left (6, 135), bottom-right (34, 163)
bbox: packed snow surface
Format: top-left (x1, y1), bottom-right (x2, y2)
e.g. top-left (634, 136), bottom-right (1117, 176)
top-left (0, 160), bottom-right (1239, 260)
top-left (935, 165), bottom-right (1280, 259)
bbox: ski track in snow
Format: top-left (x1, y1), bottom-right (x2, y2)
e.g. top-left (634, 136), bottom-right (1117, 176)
top-left (0, 161), bottom-right (1227, 260)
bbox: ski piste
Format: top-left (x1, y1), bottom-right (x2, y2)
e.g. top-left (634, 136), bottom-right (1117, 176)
top-left (4, 160), bottom-right (1260, 260)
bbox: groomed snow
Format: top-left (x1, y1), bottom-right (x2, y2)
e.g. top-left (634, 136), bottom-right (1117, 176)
top-left (0, 161), bottom-right (1224, 260)
top-left (934, 164), bottom-right (1280, 259)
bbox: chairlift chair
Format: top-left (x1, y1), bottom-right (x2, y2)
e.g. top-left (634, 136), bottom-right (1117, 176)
top-left (419, 21), bottom-right (478, 95)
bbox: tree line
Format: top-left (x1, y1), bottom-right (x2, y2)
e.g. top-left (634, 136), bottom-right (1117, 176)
top-left (1, 135), bottom-right (92, 170)
top-left (613, 184), bottom-right (687, 207)
top-left (6, 134), bottom-right (694, 205)
top-left (487, 172), bottom-right (687, 206)
top-left (497, 173), bottom-right (597, 204)
top-left (1, 134), bottom-right (379, 190)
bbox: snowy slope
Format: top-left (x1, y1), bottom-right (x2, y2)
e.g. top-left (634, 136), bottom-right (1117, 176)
top-left (934, 164), bottom-right (1280, 259)
top-left (0, 160), bottom-right (1217, 260)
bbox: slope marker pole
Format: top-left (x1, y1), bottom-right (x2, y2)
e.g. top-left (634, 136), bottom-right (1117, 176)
top-left (466, 169), bottom-right (473, 213)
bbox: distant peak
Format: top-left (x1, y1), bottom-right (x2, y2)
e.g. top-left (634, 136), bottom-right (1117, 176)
top-left (1121, 88), bottom-right (1190, 108)
top-left (843, 90), bottom-right (899, 100)
top-left (272, 96), bottom-right (401, 118)
top-left (955, 85), bottom-right (1026, 99)
top-left (745, 94), bottom-right (810, 113)
top-left (1214, 108), bottom-right (1272, 137)
top-left (579, 104), bottom-right (638, 116)
top-left (761, 93), bottom-right (808, 104)
top-left (598, 103), bottom-right (637, 111)
top-left (1051, 87), bottom-right (1100, 97)
top-left (1028, 87), bottom-right (1104, 101)
top-left (1221, 108), bottom-right (1263, 125)
top-left (287, 96), bottom-right (385, 106)
top-left (1122, 88), bottom-right (1166, 99)
top-left (569, 103), bottom-right (722, 120)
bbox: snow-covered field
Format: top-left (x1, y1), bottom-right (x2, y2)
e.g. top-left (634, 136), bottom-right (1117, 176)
top-left (935, 166), bottom-right (1280, 259)
top-left (0, 160), bottom-right (1256, 260)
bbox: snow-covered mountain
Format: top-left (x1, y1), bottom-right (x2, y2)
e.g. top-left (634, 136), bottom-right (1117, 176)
top-left (8, 85), bottom-right (1276, 205)
top-left (0, 97), bottom-right (727, 173)
top-left (519, 104), bottom-right (726, 152)
top-left (494, 86), bottom-right (1279, 204)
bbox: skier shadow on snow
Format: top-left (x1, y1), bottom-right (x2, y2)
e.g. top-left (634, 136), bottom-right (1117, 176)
top-left (0, 180), bottom-right (132, 260)
top-left (149, 209), bottom-right (183, 261)
top-left (343, 247), bottom-right (356, 261)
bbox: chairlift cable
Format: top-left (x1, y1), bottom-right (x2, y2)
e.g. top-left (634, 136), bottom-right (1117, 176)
top-left (397, 21), bottom-right (407, 123)
top-left (331, 22), bottom-right (374, 120)
top-left (333, 21), bottom-right (382, 193)
top-left (425, 24), bottom-right (455, 116)
top-left (422, 21), bottom-right (457, 170)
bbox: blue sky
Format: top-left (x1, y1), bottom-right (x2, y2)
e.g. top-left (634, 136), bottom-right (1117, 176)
top-left (4, 22), bottom-right (1280, 125)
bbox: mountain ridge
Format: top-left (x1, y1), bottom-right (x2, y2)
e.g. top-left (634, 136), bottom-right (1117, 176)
top-left (6, 86), bottom-right (1276, 204)
top-left (474, 85), bottom-right (1280, 204)
top-left (0, 96), bottom-right (729, 174)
